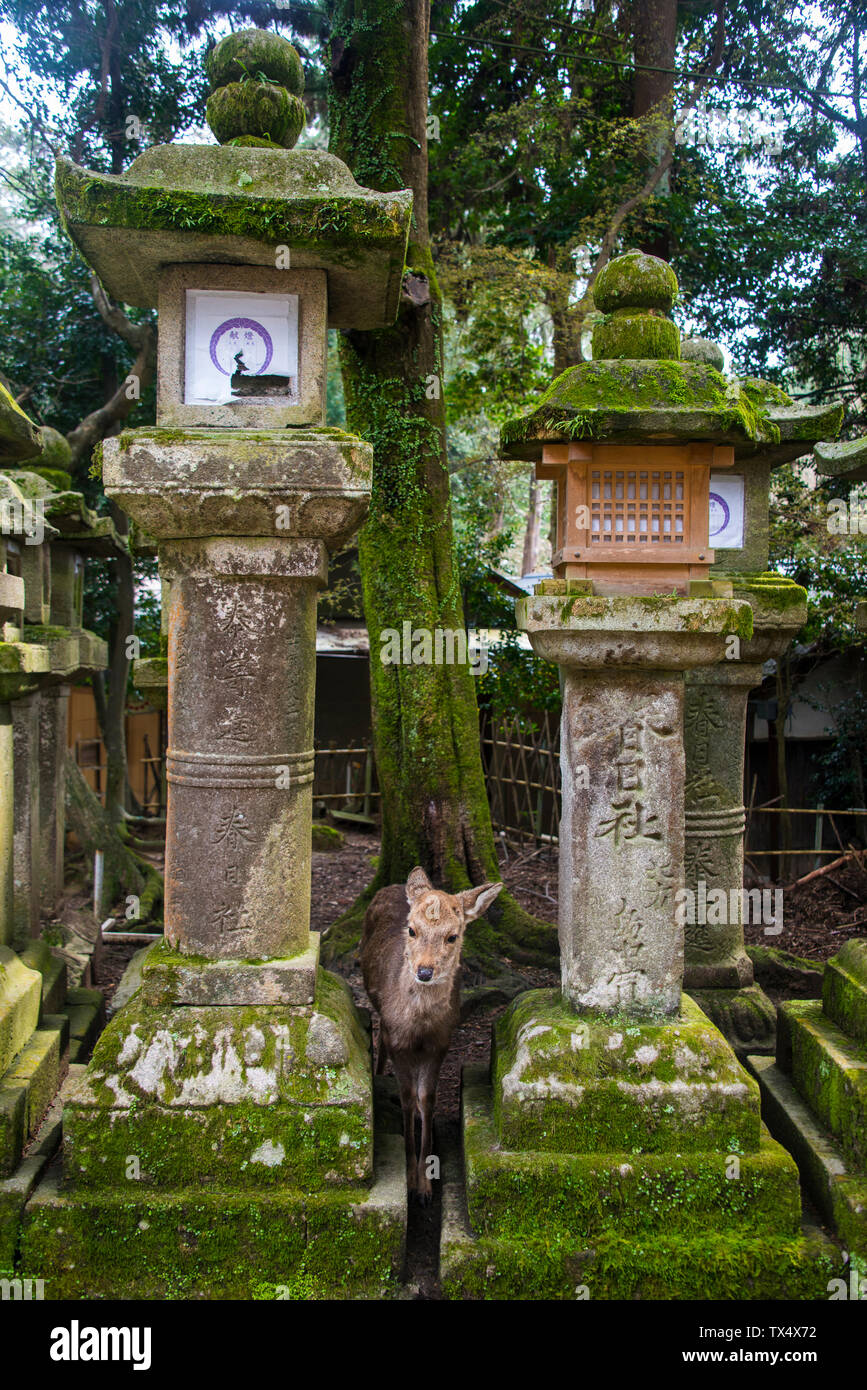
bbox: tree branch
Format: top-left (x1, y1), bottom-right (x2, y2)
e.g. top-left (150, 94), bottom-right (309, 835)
top-left (65, 285), bottom-right (156, 465)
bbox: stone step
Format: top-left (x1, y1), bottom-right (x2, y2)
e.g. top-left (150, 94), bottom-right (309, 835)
top-left (19, 1131), bottom-right (407, 1299)
top-left (0, 1082), bottom-right (66, 1270)
top-left (0, 946), bottom-right (41, 1079)
top-left (0, 1023), bottom-right (65, 1177)
top-left (823, 940), bottom-right (867, 1043)
top-left (462, 1066), bottom-right (802, 1244)
top-left (749, 1054), bottom-right (867, 1265)
top-left (62, 986), bottom-right (105, 1064)
top-left (778, 999), bottom-right (867, 1172)
top-left (17, 940), bottom-right (68, 1017)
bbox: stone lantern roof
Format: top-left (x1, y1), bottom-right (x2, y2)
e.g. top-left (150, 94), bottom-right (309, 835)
top-left (55, 29), bottom-right (412, 329)
top-left (500, 251), bottom-right (843, 460)
top-left (814, 435), bottom-right (867, 482)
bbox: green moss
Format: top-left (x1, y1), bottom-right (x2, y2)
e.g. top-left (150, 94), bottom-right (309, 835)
top-left (206, 83), bottom-right (305, 149)
top-left (591, 312), bottom-right (680, 362)
top-left (501, 360), bottom-right (779, 452)
top-left (594, 251), bottom-right (678, 314)
top-left (56, 159), bottom-right (408, 265)
top-left (491, 990), bottom-right (762, 1155)
top-left (205, 28), bottom-right (305, 95)
top-left (463, 1072), bottom-right (801, 1243)
top-left (441, 1222), bottom-right (840, 1301)
top-left (21, 1179), bottom-right (402, 1300)
top-left (782, 999), bottom-right (867, 1169)
top-left (823, 941), bottom-right (867, 1042)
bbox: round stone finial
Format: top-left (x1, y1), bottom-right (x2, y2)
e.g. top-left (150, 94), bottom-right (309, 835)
top-left (681, 338), bottom-right (725, 372)
top-left (205, 28), bottom-right (306, 149)
top-left (594, 251), bottom-right (678, 315)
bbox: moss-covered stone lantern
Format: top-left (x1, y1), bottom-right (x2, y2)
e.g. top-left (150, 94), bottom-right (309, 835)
top-left (18, 28), bottom-right (410, 1299)
top-left (440, 251), bottom-right (842, 1300)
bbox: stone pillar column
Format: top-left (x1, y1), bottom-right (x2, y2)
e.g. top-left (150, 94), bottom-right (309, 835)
top-left (683, 577), bottom-right (807, 1053)
top-left (38, 684), bottom-right (70, 914)
top-left (519, 594), bottom-right (753, 1017)
top-left (683, 662), bottom-right (762, 987)
top-left (0, 702), bottom-right (14, 947)
top-left (11, 691), bottom-right (41, 946)
top-left (560, 667), bottom-right (684, 1014)
top-left (162, 536), bottom-right (324, 961)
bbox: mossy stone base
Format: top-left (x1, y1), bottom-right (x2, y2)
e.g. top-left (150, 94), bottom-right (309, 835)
top-left (823, 940), bottom-right (867, 1043)
top-left (140, 933), bottom-right (319, 1007)
top-left (751, 1055), bottom-right (867, 1265)
top-left (20, 1132), bottom-right (406, 1299)
top-left (441, 1182), bottom-right (840, 1300)
top-left (685, 983), bottom-right (777, 1057)
top-left (492, 990), bottom-right (761, 1154)
top-left (62, 967), bottom-right (373, 1189)
top-left (779, 999), bottom-right (867, 1171)
top-left (464, 1067), bottom-right (800, 1243)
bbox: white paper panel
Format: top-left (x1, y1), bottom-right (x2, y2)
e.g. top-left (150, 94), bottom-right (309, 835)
top-left (708, 472), bottom-right (745, 550)
top-left (184, 290), bottom-right (299, 405)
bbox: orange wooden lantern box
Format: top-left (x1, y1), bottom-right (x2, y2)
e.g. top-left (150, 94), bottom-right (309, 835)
top-left (540, 439), bottom-right (734, 596)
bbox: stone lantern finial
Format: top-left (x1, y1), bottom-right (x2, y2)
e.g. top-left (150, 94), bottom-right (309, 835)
top-left (205, 28), bottom-right (306, 149)
top-left (592, 250), bottom-right (681, 361)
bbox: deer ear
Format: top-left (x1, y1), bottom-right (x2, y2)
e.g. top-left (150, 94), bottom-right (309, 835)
top-left (406, 866), bottom-right (433, 904)
top-left (458, 880), bottom-right (504, 923)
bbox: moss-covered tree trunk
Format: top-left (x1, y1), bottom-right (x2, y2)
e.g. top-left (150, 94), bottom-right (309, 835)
top-left (325, 0), bottom-right (555, 972)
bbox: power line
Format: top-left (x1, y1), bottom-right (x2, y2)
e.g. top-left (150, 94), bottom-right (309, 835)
top-left (429, 27), bottom-right (857, 106)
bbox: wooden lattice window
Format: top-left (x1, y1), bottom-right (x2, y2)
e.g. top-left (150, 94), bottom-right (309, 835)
top-left (589, 469), bottom-right (687, 545)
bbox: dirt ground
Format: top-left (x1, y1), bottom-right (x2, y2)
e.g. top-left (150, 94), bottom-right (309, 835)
top-left (89, 828), bottom-right (866, 1299)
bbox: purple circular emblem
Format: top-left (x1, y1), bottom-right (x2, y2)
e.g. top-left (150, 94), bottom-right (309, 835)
top-left (708, 491), bottom-right (730, 537)
top-left (209, 317), bottom-right (274, 377)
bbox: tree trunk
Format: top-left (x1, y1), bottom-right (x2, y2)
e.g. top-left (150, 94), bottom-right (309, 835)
top-left (521, 476), bottom-right (541, 576)
top-left (632, 0), bottom-right (680, 258)
top-left (325, 0), bottom-right (555, 971)
top-left (65, 751), bottom-right (162, 923)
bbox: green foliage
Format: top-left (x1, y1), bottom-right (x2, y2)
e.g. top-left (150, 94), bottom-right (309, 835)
top-left (456, 504), bottom-right (559, 720)
top-left (768, 463), bottom-right (867, 649)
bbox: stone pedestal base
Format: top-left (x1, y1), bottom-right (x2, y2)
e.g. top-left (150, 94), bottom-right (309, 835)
top-left (752, 941), bottom-right (867, 1267)
top-left (686, 982), bottom-right (777, 1057)
top-left (17, 965), bottom-right (407, 1297)
top-left (440, 989), bottom-right (841, 1299)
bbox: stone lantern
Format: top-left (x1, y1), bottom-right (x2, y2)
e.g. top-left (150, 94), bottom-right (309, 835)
top-left (677, 353), bottom-right (842, 1055)
top-left (18, 29), bottom-right (411, 1299)
top-left (440, 253), bottom-right (840, 1299)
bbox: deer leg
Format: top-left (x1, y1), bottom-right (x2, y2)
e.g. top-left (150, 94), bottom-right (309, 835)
top-left (375, 1023), bottom-right (389, 1075)
top-left (415, 1055), bottom-right (441, 1206)
top-left (391, 1057), bottom-right (420, 1198)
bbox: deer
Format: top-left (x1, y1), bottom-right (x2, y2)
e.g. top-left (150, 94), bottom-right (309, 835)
top-left (361, 866), bottom-right (503, 1205)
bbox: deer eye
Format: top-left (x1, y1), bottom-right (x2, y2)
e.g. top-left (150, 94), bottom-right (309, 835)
top-left (408, 927), bottom-right (416, 938)
top-left (447, 933), bottom-right (457, 943)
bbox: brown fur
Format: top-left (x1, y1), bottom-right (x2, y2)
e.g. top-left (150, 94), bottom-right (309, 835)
top-left (361, 866), bottom-right (503, 1204)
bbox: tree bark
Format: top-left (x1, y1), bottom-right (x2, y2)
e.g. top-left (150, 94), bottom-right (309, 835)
top-left (521, 476), bottom-right (541, 577)
top-left (632, 0), bottom-right (680, 258)
top-left (325, 0), bottom-right (555, 971)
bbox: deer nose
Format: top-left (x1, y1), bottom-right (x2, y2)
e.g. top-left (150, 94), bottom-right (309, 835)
top-left (417, 966), bottom-right (434, 982)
